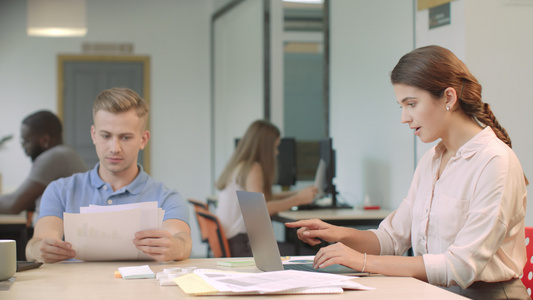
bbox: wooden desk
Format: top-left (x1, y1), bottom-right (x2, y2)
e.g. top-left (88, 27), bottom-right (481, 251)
top-left (273, 207), bottom-right (393, 227)
top-left (3, 258), bottom-right (467, 299)
top-left (0, 212), bottom-right (27, 225)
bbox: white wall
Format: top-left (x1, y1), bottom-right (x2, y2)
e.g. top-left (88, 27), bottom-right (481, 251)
top-left (415, 1), bottom-right (466, 58)
top-left (464, 0), bottom-right (533, 226)
top-left (0, 0), bottom-right (212, 257)
top-left (330, 0), bottom-right (415, 210)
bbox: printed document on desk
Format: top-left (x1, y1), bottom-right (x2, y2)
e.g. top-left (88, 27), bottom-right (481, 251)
top-left (174, 269), bottom-right (374, 295)
top-left (64, 202), bottom-right (164, 261)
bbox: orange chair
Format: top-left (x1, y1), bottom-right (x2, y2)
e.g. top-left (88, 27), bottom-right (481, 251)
top-left (188, 199), bottom-right (211, 257)
top-left (522, 227), bottom-right (533, 299)
top-left (196, 210), bottom-right (231, 258)
top-left (188, 198), bottom-right (209, 211)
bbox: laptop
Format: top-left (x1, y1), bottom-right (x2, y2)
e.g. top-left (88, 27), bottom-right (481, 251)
top-left (236, 190), bottom-right (366, 275)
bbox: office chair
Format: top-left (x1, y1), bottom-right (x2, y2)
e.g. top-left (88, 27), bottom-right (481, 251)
top-left (188, 198), bottom-right (209, 211)
top-left (188, 198), bottom-right (210, 257)
top-left (196, 210), bottom-right (231, 258)
top-left (522, 227), bottom-right (533, 299)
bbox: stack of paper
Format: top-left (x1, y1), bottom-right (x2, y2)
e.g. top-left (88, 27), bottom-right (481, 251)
top-left (174, 269), bottom-right (374, 296)
top-left (118, 265), bottom-right (155, 279)
top-left (64, 202), bottom-right (164, 261)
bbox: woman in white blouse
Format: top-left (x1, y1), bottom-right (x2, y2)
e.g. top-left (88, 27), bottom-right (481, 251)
top-left (286, 45), bottom-right (529, 299)
top-left (216, 120), bottom-right (317, 257)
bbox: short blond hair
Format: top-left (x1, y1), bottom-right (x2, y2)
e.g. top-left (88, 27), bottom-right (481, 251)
top-left (93, 87), bottom-right (149, 130)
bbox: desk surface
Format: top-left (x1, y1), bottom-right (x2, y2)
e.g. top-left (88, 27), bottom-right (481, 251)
top-left (273, 207), bottom-right (392, 227)
top-left (278, 207), bottom-right (392, 221)
top-left (3, 258), bottom-right (466, 299)
top-left (0, 212), bottom-right (26, 225)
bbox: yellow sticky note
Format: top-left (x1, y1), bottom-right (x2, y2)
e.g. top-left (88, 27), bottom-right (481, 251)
top-left (174, 273), bottom-right (218, 295)
top-left (217, 260), bottom-right (255, 267)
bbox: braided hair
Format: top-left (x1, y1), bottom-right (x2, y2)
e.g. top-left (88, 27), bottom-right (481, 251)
top-left (391, 45), bottom-right (527, 184)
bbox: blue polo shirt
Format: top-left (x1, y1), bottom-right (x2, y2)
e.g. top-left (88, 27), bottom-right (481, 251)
top-left (39, 163), bottom-right (189, 224)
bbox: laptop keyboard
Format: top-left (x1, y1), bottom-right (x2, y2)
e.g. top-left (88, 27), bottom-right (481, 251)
top-left (283, 263), bottom-right (363, 274)
top-left (283, 264), bottom-right (317, 272)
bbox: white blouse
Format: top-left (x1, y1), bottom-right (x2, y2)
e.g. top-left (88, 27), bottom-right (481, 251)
top-left (216, 171), bottom-right (246, 240)
top-left (372, 127), bottom-right (527, 289)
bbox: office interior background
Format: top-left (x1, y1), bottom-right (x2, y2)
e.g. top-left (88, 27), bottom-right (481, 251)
top-left (1, 0), bottom-right (532, 258)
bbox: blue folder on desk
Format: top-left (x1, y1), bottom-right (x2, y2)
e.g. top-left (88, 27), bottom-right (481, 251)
top-left (236, 191), bottom-right (366, 275)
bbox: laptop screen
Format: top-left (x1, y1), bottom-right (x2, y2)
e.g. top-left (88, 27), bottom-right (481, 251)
top-left (236, 190), bottom-right (284, 271)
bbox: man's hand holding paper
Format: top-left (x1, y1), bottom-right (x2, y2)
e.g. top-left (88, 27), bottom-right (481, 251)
top-left (38, 237), bottom-right (76, 263)
top-left (134, 229), bottom-right (182, 261)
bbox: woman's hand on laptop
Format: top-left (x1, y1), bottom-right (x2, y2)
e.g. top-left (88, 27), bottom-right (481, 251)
top-left (313, 242), bottom-right (364, 271)
top-left (285, 219), bottom-right (343, 246)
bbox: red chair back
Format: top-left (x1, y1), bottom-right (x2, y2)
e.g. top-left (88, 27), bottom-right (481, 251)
top-left (196, 210), bottom-right (231, 258)
top-left (522, 227), bottom-right (533, 299)
top-left (188, 199), bottom-right (209, 242)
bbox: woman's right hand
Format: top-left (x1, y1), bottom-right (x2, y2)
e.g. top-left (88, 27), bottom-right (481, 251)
top-left (296, 186), bottom-right (318, 206)
top-left (285, 218), bottom-right (342, 246)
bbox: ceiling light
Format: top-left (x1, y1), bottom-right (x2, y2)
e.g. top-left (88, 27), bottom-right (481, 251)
top-left (283, 0), bottom-right (324, 3)
top-left (27, 0), bottom-right (87, 37)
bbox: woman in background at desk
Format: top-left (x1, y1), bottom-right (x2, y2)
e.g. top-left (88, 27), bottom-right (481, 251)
top-left (216, 120), bottom-right (317, 257)
top-left (287, 45), bottom-right (529, 299)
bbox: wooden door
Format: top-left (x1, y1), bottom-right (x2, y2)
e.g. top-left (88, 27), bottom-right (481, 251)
top-left (57, 55), bottom-right (151, 172)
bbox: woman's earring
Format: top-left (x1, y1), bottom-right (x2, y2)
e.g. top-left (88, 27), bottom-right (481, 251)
top-left (446, 106), bottom-right (450, 111)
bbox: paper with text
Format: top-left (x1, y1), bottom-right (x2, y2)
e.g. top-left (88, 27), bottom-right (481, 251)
top-left (64, 202), bottom-right (163, 261)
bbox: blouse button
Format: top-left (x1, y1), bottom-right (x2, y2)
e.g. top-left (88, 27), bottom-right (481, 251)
top-left (103, 186), bottom-right (108, 191)
top-left (107, 199), bottom-right (113, 205)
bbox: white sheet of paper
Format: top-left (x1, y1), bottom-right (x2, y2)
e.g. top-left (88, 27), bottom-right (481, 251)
top-left (64, 202), bottom-right (163, 261)
top-left (82, 202), bottom-right (164, 229)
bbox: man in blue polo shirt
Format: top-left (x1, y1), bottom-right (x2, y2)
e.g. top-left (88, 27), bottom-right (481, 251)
top-left (26, 87), bottom-right (192, 263)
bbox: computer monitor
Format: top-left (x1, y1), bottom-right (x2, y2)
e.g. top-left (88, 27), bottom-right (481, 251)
top-left (234, 137), bottom-right (297, 187)
top-left (276, 138), bottom-right (297, 187)
top-left (318, 137), bottom-right (338, 206)
top-left (317, 137), bottom-right (352, 209)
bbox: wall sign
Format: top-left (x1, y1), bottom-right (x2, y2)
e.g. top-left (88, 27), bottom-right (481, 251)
top-left (429, 2), bottom-right (451, 29)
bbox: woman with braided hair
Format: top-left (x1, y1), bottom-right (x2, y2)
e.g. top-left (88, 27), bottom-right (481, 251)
top-left (286, 45), bottom-right (529, 299)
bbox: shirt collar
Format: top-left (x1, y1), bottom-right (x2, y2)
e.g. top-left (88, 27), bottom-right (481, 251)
top-left (89, 163), bottom-right (147, 195)
top-left (434, 127), bottom-right (496, 160)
